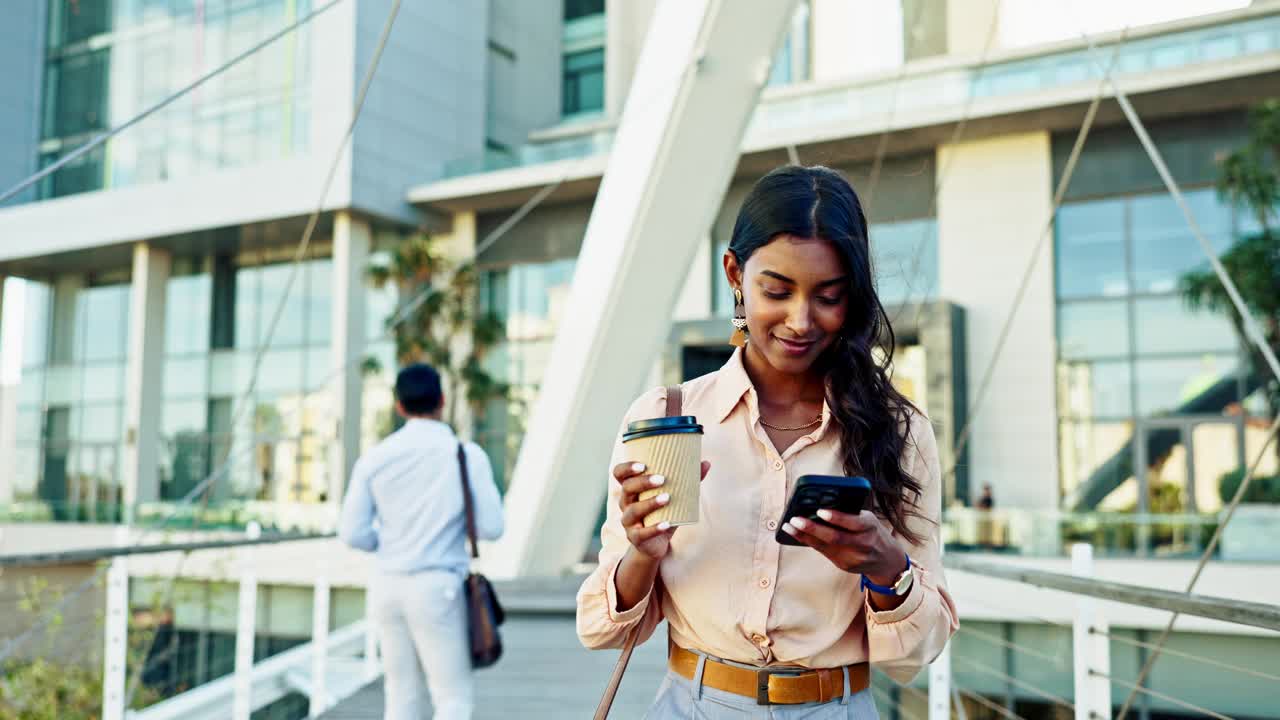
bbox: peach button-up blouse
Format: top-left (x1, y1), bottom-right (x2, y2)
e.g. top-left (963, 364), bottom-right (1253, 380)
top-left (576, 349), bottom-right (959, 682)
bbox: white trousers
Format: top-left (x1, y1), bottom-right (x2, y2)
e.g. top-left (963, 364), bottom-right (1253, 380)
top-left (372, 570), bottom-right (474, 720)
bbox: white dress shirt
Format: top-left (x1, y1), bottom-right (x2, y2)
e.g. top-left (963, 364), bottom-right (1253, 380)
top-left (339, 418), bottom-right (504, 576)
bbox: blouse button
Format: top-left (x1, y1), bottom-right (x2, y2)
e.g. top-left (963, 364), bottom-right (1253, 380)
top-left (772, 460), bottom-right (783, 470)
top-left (766, 520), bottom-right (778, 531)
top-left (752, 634), bottom-right (767, 646)
top-left (759, 577), bottom-right (771, 588)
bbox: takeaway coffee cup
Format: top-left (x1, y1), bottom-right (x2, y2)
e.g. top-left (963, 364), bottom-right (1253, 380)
top-left (621, 415), bottom-right (704, 527)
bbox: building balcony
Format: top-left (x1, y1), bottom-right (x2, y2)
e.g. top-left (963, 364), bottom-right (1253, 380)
top-left (413, 3), bottom-right (1280, 211)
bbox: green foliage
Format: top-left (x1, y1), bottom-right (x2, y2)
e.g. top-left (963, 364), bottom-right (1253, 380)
top-left (1217, 467), bottom-right (1280, 505)
top-left (0, 575), bottom-right (161, 720)
top-left (366, 234), bottom-right (509, 429)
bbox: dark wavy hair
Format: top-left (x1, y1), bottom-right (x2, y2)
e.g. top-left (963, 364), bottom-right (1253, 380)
top-left (728, 165), bottom-right (926, 544)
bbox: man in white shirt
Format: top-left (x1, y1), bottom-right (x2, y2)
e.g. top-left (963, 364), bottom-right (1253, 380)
top-left (339, 363), bottom-right (504, 720)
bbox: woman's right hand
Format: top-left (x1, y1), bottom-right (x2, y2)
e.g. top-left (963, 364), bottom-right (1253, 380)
top-left (613, 460), bottom-right (711, 561)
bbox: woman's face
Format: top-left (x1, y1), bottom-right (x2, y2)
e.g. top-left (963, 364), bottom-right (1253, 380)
top-left (726, 234), bottom-right (850, 376)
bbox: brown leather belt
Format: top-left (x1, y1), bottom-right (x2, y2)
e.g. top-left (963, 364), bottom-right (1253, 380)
top-left (668, 643), bottom-right (870, 706)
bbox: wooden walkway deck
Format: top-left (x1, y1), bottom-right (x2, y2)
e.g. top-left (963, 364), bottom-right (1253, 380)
top-left (320, 578), bottom-right (671, 719)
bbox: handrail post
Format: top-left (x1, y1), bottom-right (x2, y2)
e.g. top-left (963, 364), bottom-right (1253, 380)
top-left (102, 526), bottom-right (129, 720)
top-left (233, 522), bottom-right (262, 720)
top-left (1072, 543), bottom-right (1111, 720)
top-left (309, 571), bottom-right (331, 717)
top-left (930, 543), bottom-right (952, 720)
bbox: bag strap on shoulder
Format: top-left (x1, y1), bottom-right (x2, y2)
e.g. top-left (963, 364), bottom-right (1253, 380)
top-left (593, 385), bottom-right (682, 720)
top-left (457, 443), bottom-right (479, 560)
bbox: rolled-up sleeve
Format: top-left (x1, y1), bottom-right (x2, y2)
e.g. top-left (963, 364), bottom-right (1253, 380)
top-left (866, 412), bottom-right (960, 683)
top-left (576, 388), bottom-right (667, 650)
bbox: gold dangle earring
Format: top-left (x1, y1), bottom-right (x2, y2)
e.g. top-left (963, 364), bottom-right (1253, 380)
top-left (729, 288), bottom-right (748, 347)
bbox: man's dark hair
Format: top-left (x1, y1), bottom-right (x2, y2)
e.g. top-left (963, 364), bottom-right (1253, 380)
top-left (395, 363), bottom-right (443, 416)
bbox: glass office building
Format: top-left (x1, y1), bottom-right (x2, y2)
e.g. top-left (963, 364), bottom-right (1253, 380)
top-left (1054, 113), bottom-right (1277, 515)
top-left (40, 0), bottom-right (313, 198)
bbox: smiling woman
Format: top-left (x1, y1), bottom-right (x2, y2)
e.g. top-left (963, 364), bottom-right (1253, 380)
top-left (577, 166), bottom-right (958, 718)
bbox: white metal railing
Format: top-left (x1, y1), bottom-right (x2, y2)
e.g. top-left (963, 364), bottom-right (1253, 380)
top-left (901, 542), bottom-right (1280, 720)
top-left (70, 526), bottom-right (381, 720)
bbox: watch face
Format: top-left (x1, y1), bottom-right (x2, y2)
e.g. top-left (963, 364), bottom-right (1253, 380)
top-left (893, 565), bottom-right (914, 595)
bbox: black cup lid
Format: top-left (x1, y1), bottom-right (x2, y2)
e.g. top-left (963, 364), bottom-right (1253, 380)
top-left (622, 415), bottom-right (703, 442)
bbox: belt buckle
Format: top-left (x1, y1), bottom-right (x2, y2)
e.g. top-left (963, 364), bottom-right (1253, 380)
top-left (755, 667), bottom-right (804, 706)
top-left (755, 668), bottom-right (774, 706)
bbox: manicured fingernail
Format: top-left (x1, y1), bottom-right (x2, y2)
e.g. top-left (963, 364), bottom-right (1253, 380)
top-left (650, 475), bottom-right (666, 487)
top-left (791, 517), bottom-right (809, 530)
top-left (656, 493), bottom-right (670, 505)
top-left (657, 521), bottom-right (671, 531)
top-left (781, 522), bottom-right (797, 535)
top-left (631, 463), bottom-right (645, 473)
top-left (816, 509), bottom-right (833, 521)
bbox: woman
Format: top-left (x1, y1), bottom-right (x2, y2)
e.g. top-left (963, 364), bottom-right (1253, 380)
top-left (577, 165), bottom-right (959, 718)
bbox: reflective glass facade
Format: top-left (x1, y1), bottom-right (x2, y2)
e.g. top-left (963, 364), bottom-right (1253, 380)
top-left (159, 240), bottom-right (334, 506)
top-left (40, 0), bottom-right (314, 198)
top-left (9, 223), bottom-right (347, 518)
top-left (1055, 187), bottom-right (1258, 516)
top-left (477, 258), bottom-right (577, 488)
top-left (12, 272), bottom-right (131, 520)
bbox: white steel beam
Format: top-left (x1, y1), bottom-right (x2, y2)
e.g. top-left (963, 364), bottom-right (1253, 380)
top-left (486, 0), bottom-right (798, 578)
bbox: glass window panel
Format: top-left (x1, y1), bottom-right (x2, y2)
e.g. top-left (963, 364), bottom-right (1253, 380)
top-left (1135, 355), bottom-right (1239, 417)
top-left (82, 363), bottom-right (126, 403)
top-left (507, 259), bottom-right (576, 341)
top-left (256, 263), bottom-right (306, 347)
top-left (1133, 296), bottom-right (1238, 355)
top-left (48, 50), bottom-right (110, 137)
top-left (21, 281), bottom-right (52, 367)
top-left (305, 258), bottom-right (332, 346)
top-left (234, 265), bottom-right (260, 350)
top-left (304, 346), bottom-right (331, 390)
top-left (78, 284), bottom-right (129, 362)
top-left (1056, 199), bottom-right (1127, 299)
top-left (1130, 190), bottom-right (1234, 294)
top-left (17, 369), bottom-right (45, 407)
top-left (366, 256), bottom-right (399, 342)
top-left (562, 49), bottom-right (604, 115)
top-left (50, 0), bottom-right (113, 47)
top-left (13, 445), bottom-right (41, 498)
top-left (872, 219), bottom-right (938, 307)
top-left (40, 144), bottom-right (107, 198)
top-left (1058, 300), bottom-right (1129, 360)
top-left (80, 404), bottom-right (123, 444)
top-left (164, 356), bottom-right (209, 399)
top-left (564, 0), bottom-right (604, 20)
top-left (1190, 422), bottom-right (1241, 513)
top-left (164, 399), bottom-right (209, 438)
top-left (1057, 360), bottom-right (1133, 419)
top-left (166, 271), bottom-right (212, 355)
top-left (44, 365), bottom-right (83, 406)
top-left (16, 409), bottom-right (43, 445)
top-left (209, 350), bottom-right (254, 397)
top-left (257, 349), bottom-right (305, 395)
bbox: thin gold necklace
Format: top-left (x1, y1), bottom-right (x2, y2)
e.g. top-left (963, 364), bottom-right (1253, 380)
top-left (759, 414), bottom-right (822, 432)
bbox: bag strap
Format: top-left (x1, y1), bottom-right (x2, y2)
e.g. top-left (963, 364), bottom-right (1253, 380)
top-left (593, 385), bottom-right (682, 720)
top-left (457, 443), bottom-right (479, 560)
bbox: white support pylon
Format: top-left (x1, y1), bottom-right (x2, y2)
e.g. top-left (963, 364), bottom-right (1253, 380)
top-left (486, 0), bottom-right (800, 579)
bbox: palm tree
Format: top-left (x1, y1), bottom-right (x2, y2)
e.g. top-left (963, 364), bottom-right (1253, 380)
top-left (366, 234), bottom-right (509, 430)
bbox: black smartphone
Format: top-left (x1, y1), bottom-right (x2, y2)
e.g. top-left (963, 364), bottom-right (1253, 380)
top-left (775, 474), bottom-right (872, 546)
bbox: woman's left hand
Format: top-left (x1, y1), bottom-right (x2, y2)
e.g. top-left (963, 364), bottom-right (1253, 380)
top-left (781, 509), bottom-right (907, 587)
